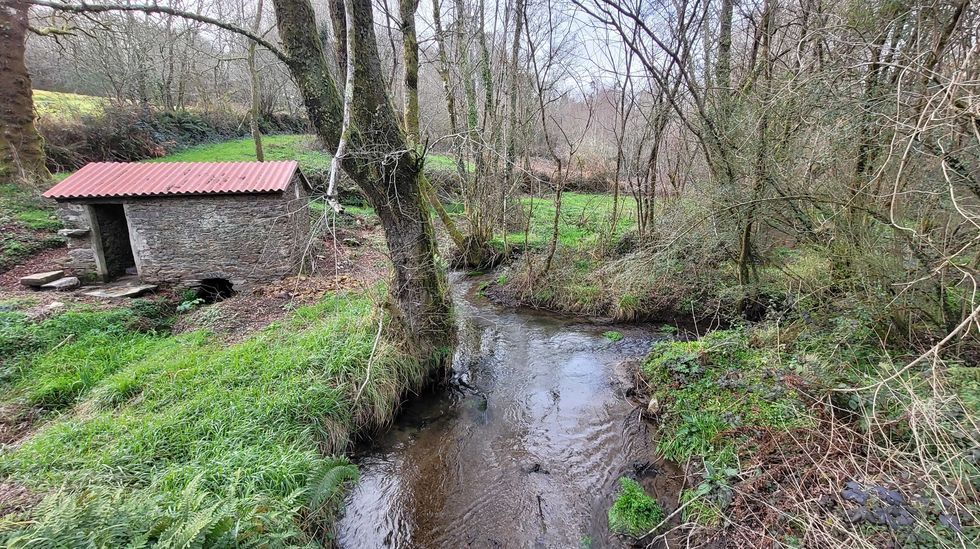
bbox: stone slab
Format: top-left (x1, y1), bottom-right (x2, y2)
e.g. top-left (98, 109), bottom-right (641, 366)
top-left (41, 276), bottom-right (80, 291)
top-left (82, 284), bottom-right (157, 299)
top-left (19, 270), bottom-right (65, 287)
top-left (58, 228), bottom-right (90, 237)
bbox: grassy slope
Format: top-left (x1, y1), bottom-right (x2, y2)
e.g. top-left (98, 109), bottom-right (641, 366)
top-left (0, 185), bottom-right (62, 272)
top-left (148, 135), bottom-right (332, 171)
top-left (641, 328), bottom-right (814, 526)
top-left (0, 291), bottom-right (421, 544)
top-left (32, 90), bottom-right (105, 119)
top-left (493, 193), bottom-right (638, 251)
top-left (143, 135), bottom-right (456, 182)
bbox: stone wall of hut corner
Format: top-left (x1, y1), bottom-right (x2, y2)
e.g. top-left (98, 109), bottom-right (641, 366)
top-left (55, 202), bottom-right (99, 277)
top-left (124, 179), bottom-right (311, 288)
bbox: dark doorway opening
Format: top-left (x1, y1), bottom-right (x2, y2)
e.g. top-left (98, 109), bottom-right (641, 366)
top-left (198, 278), bottom-right (236, 303)
top-left (91, 203), bottom-right (136, 280)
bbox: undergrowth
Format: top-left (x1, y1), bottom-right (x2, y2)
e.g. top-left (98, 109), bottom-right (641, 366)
top-left (640, 322), bottom-right (978, 545)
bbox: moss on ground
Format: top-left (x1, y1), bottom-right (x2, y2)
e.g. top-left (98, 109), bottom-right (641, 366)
top-left (0, 291), bottom-right (424, 545)
top-left (608, 477), bottom-right (664, 538)
top-left (603, 330), bottom-right (624, 342)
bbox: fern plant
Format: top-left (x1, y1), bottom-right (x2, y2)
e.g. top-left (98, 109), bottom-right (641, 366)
top-left (0, 474), bottom-right (309, 548)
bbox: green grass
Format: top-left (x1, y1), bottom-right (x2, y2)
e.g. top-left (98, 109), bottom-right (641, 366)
top-left (491, 193), bottom-right (638, 251)
top-left (0, 291), bottom-right (424, 544)
top-left (143, 135), bottom-right (456, 183)
top-left (424, 153), bottom-right (467, 172)
top-left (0, 184), bottom-right (62, 272)
top-left (607, 477), bottom-right (664, 538)
top-left (32, 89), bottom-right (105, 119)
top-left (148, 135), bottom-right (333, 173)
top-left (641, 329), bottom-right (814, 527)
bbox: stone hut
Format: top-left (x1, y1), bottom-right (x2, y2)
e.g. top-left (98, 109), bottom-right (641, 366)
top-left (43, 161), bottom-right (311, 291)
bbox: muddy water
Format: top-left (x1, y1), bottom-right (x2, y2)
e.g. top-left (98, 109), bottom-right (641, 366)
top-left (336, 278), bottom-right (680, 548)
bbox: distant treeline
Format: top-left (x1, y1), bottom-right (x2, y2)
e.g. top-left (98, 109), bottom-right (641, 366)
top-left (39, 105), bottom-right (307, 173)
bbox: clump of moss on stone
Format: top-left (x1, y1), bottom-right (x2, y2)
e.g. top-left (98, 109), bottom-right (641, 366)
top-left (603, 330), bottom-right (624, 342)
top-left (608, 477), bottom-right (664, 538)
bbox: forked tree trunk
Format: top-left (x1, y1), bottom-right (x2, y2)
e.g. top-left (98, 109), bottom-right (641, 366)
top-left (273, 0), bottom-right (453, 356)
top-left (0, 0), bottom-right (50, 187)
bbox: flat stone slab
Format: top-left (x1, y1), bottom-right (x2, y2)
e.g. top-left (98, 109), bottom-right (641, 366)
top-left (20, 270), bottom-right (65, 287)
top-left (41, 277), bottom-right (80, 291)
top-left (58, 228), bottom-right (90, 237)
top-left (82, 284), bottom-right (157, 299)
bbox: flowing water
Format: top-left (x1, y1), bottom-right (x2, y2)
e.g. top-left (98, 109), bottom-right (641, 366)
top-left (336, 277), bottom-right (681, 548)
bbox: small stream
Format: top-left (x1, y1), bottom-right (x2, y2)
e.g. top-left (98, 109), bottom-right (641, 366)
top-left (336, 276), bottom-right (681, 548)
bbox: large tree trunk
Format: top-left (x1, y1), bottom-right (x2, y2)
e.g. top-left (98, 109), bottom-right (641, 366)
top-left (0, 0), bottom-right (50, 187)
top-left (272, 0), bottom-right (453, 356)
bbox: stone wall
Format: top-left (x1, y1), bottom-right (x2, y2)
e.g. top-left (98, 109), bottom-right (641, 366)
top-left (55, 202), bottom-right (98, 276)
top-left (55, 176), bottom-right (311, 288)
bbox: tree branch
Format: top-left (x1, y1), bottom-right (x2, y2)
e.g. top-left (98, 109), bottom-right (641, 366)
top-left (26, 0), bottom-right (289, 64)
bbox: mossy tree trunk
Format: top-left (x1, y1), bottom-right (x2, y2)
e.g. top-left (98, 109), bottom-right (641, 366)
top-left (0, 0), bottom-right (50, 188)
top-left (399, 0), bottom-right (466, 253)
top-left (501, 0), bottom-right (525, 248)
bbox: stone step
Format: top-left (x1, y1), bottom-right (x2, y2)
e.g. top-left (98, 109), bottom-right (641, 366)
top-left (41, 276), bottom-right (81, 291)
top-left (57, 228), bottom-right (90, 237)
top-left (82, 284), bottom-right (157, 299)
top-left (20, 270), bottom-right (65, 287)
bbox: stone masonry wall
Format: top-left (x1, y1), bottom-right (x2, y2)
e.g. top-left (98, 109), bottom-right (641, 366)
top-left (55, 176), bottom-right (310, 288)
top-left (55, 202), bottom-right (98, 276)
top-left (124, 179), bottom-right (310, 288)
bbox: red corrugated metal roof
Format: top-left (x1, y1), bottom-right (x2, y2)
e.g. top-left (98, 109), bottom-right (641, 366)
top-left (43, 161), bottom-right (300, 199)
